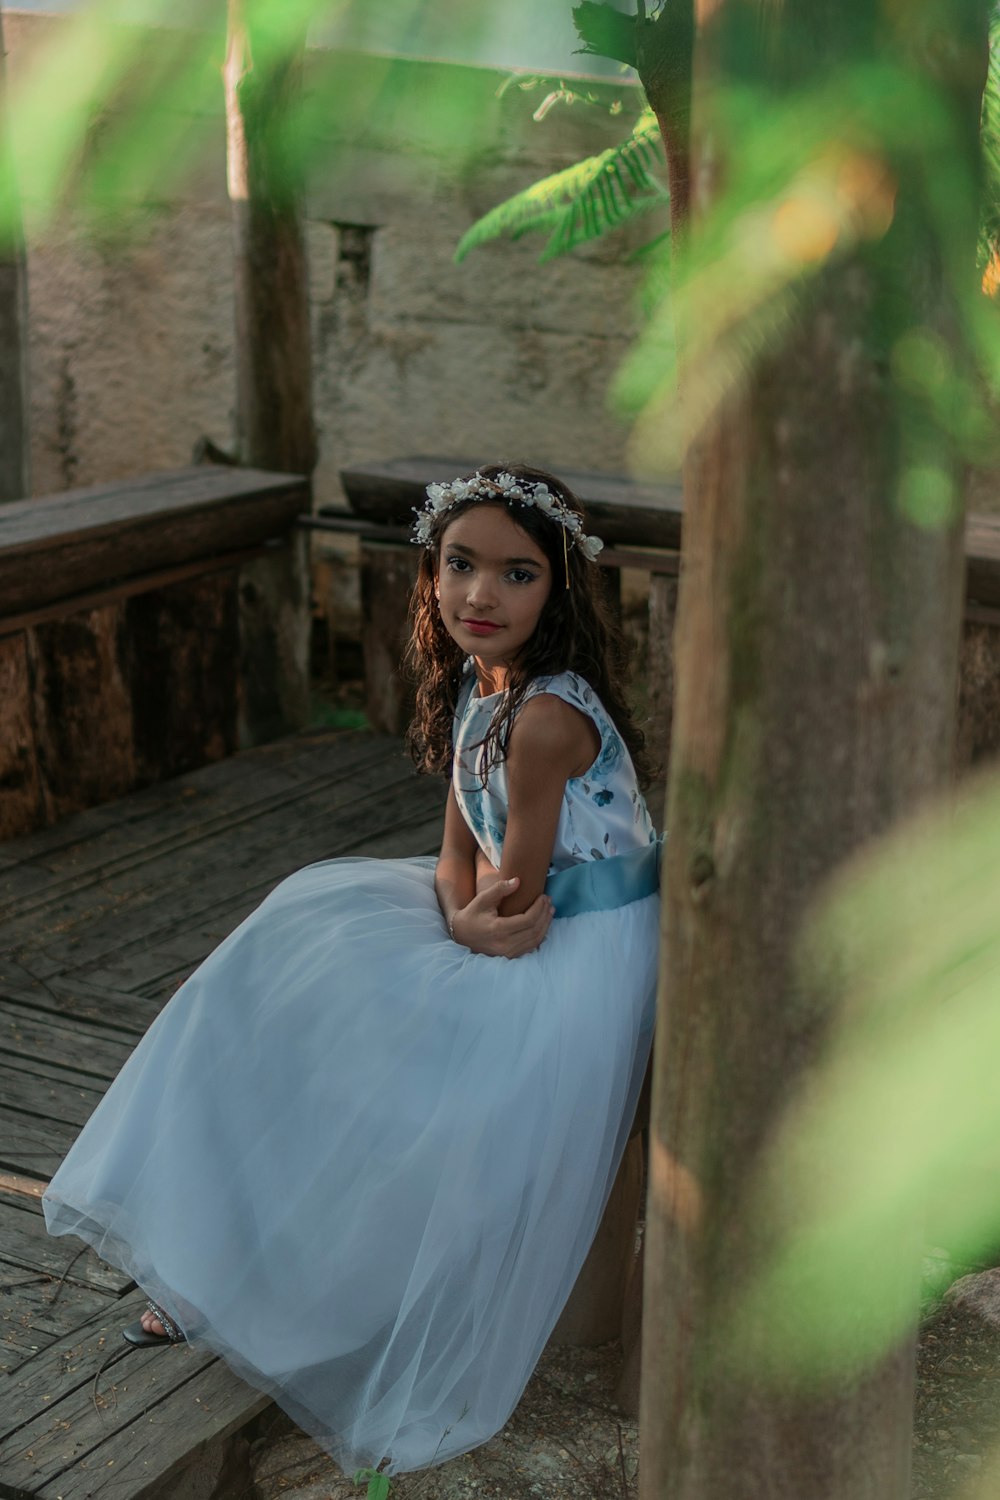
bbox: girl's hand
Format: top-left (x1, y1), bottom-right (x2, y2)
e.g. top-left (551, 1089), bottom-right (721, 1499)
top-left (450, 877), bottom-right (554, 957)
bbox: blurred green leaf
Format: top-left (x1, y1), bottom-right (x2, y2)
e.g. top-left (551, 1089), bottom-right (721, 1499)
top-left (454, 107), bottom-right (667, 264)
top-left (729, 769), bottom-right (1000, 1383)
top-left (616, 54), bottom-right (1000, 483)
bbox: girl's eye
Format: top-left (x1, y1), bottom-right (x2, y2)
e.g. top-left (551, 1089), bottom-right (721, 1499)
top-left (507, 569), bottom-right (539, 586)
top-left (444, 556), bottom-right (471, 573)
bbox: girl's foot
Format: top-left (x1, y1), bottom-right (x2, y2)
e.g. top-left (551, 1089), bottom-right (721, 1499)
top-left (122, 1299), bottom-right (185, 1346)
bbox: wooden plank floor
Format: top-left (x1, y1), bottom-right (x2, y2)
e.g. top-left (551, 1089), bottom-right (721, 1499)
top-left (0, 729), bottom-right (445, 1500)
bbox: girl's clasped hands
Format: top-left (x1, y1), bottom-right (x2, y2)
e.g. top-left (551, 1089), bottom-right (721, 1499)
top-left (450, 875), bottom-right (554, 958)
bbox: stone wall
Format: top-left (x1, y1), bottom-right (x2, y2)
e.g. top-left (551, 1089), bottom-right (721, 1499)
top-left (7, 13), bottom-right (656, 510)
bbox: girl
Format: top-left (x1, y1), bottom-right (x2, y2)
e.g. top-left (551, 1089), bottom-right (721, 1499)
top-left (43, 464), bottom-right (661, 1477)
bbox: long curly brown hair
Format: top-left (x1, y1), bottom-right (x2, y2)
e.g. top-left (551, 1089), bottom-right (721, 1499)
top-left (405, 463), bottom-right (652, 787)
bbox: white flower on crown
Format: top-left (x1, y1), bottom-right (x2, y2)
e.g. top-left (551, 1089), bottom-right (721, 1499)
top-left (410, 470), bottom-right (604, 562)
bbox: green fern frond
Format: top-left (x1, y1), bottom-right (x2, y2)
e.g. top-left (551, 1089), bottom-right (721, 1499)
top-left (454, 110), bottom-right (668, 264)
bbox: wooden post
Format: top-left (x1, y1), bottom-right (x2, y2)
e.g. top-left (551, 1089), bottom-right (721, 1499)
top-left (224, 0), bottom-right (315, 476)
top-left (640, 3), bottom-right (990, 1498)
top-left (224, 4), bottom-right (314, 735)
top-left (0, 3), bottom-right (30, 503)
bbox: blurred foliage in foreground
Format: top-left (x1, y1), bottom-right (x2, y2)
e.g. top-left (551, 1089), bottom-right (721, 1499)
top-left (0, 0), bottom-right (506, 242)
top-left (617, 39), bottom-right (1000, 501)
top-left (731, 767), bottom-right (1000, 1385)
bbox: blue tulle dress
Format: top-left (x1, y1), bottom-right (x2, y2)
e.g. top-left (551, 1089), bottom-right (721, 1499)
top-left (43, 670), bottom-right (660, 1476)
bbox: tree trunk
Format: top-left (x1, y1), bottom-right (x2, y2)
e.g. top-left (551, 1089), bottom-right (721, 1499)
top-left (635, 1), bottom-right (693, 238)
top-left (640, 3), bottom-right (989, 1497)
top-left (0, 3), bottom-right (30, 502)
top-left (224, 0), bottom-right (315, 475)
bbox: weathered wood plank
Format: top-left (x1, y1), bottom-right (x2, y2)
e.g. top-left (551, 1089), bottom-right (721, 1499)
top-left (124, 574), bottom-right (241, 784)
top-left (2, 764), bottom-right (442, 982)
top-left (62, 781), bottom-right (443, 975)
top-left (11, 805), bottom-right (442, 1010)
top-left (0, 635), bottom-right (42, 841)
top-left (28, 604), bottom-right (138, 828)
top-left (0, 980), bottom-right (161, 1039)
top-left (0, 1175), bottom-right (45, 1204)
top-left (0, 1289), bottom-right (174, 1454)
top-left (361, 541), bottom-right (420, 735)
top-left (957, 617), bottom-right (1000, 766)
top-left (0, 468), bottom-right (308, 619)
top-left (0, 1199), bottom-right (129, 1293)
top-left (0, 732), bottom-right (395, 915)
top-left (0, 1103), bottom-right (79, 1179)
top-left (339, 456), bottom-right (686, 548)
top-left (40, 1355), bottom-right (270, 1500)
top-left (965, 512), bottom-right (1000, 610)
top-left (0, 1053), bottom-right (125, 1103)
top-left (340, 458), bottom-right (1000, 609)
top-left (0, 1285), bottom-right (267, 1500)
top-left (0, 1062), bottom-right (104, 1129)
top-left (0, 1004), bottom-right (135, 1083)
top-left (1, 1274), bottom-right (115, 1375)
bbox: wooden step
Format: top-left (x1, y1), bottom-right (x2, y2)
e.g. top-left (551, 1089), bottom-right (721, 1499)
top-left (0, 1288), bottom-right (269, 1500)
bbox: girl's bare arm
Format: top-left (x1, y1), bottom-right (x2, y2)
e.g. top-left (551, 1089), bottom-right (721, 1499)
top-left (437, 788), bottom-right (549, 956)
top-left (434, 785), bottom-right (478, 930)
top-left (496, 695), bottom-right (599, 918)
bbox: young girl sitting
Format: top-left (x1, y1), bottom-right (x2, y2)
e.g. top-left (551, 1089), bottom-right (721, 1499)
top-left (43, 463), bottom-right (662, 1478)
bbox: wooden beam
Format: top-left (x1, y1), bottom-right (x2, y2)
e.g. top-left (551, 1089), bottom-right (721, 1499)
top-left (339, 457), bottom-right (686, 549)
top-left (338, 458), bottom-right (1000, 606)
top-left (0, 466), bottom-right (307, 618)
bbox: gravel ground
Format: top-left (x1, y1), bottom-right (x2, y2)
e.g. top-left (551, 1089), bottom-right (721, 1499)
top-left (914, 1296), bottom-right (1000, 1500)
top-left (244, 1294), bottom-right (1000, 1500)
top-left (249, 1343), bottom-right (638, 1500)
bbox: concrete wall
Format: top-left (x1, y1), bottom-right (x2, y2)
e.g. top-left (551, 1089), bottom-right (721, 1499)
top-left (7, 13), bottom-right (658, 509)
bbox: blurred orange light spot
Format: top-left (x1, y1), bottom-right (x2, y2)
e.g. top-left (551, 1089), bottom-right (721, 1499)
top-left (650, 1135), bottom-right (704, 1234)
top-left (836, 150), bottom-right (896, 239)
top-left (772, 194), bottom-right (839, 264)
top-left (982, 247), bottom-right (1000, 299)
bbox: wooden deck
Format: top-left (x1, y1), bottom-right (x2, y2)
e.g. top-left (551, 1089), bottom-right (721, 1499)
top-left (0, 728), bottom-right (445, 1500)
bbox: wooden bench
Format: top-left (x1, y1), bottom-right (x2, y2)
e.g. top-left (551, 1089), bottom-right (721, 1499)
top-left (309, 456), bottom-right (1000, 777)
top-left (0, 466), bottom-right (311, 842)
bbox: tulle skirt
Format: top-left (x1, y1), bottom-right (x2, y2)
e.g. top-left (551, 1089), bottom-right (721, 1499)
top-left (43, 856), bottom-right (658, 1475)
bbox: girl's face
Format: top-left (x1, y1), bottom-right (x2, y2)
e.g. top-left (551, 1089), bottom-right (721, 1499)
top-left (436, 504), bottom-right (552, 675)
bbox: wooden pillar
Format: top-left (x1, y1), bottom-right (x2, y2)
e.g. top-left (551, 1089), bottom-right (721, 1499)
top-left (0, 3), bottom-right (30, 502)
top-left (224, 3), bottom-right (314, 735)
top-left (225, 0), bottom-right (315, 477)
top-left (640, 2), bottom-right (989, 1496)
top-left (360, 540), bottom-right (419, 735)
top-left (550, 1135), bottom-right (644, 1348)
top-left (647, 567), bottom-right (678, 781)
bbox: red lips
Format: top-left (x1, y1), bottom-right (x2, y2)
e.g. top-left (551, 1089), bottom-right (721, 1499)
top-left (461, 619), bottom-right (502, 636)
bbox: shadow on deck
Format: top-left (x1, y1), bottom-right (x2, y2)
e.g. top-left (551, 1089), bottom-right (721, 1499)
top-left (0, 728), bottom-right (445, 1500)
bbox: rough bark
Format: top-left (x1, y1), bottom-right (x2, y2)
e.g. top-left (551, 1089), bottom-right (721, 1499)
top-left (0, 3), bottom-right (30, 502)
top-left (225, 1), bottom-right (316, 476)
top-left (634, 1), bottom-right (693, 237)
top-left (640, 3), bottom-right (990, 1498)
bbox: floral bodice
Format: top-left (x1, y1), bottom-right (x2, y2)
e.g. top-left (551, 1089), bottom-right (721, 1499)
top-left (452, 668), bottom-right (657, 874)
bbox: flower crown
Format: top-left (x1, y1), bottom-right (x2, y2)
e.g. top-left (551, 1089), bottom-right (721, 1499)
top-left (410, 471), bottom-right (604, 562)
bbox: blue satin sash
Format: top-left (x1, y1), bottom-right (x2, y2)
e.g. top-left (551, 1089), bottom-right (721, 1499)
top-left (544, 838), bottom-right (663, 918)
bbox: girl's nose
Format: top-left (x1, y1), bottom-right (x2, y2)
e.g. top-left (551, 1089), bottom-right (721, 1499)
top-left (467, 574), bottom-right (497, 609)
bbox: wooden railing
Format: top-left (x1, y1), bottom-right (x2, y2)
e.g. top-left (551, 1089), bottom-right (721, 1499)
top-left (313, 456), bottom-right (1000, 775)
top-left (0, 466), bottom-right (310, 840)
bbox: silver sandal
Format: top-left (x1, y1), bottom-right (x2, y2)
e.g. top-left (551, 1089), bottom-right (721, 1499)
top-left (122, 1298), bottom-right (186, 1347)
